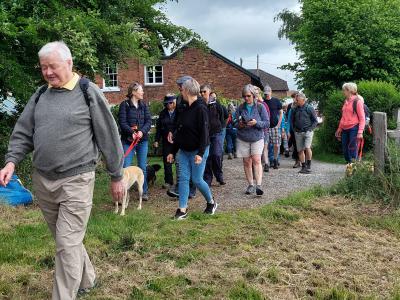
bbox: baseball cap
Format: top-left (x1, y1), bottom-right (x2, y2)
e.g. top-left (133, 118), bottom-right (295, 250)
top-left (176, 75), bottom-right (193, 86)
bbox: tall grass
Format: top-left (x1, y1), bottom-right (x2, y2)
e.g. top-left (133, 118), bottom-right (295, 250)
top-left (331, 141), bottom-right (400, 206)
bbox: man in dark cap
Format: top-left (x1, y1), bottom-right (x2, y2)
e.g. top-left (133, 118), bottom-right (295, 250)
top-left (154, 94), bottom-right (178, 189)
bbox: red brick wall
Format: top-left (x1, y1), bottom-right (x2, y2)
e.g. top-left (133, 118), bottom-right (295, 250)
top-left (95, 47), bottom-right (256, 105)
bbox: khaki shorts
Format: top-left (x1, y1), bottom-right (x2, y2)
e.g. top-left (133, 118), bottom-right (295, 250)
top-left (295, 131), bottom-right (314, 151)
top-left (236, 138), bottom-right (264, 158)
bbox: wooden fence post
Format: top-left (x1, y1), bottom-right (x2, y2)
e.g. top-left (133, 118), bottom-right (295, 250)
top-left (373, 112), bottom-right (387, 175)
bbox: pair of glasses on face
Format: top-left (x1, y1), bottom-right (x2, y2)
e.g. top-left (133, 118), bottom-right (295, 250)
top-left (166, 102), bottom-right (174, 105)
top-left (200, 90), bottom-right (208, 94)
top-left (243, 95), bottom-right (252, 99)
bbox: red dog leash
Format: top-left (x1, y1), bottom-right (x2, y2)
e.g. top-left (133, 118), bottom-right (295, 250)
top-left (124, 135), bottom-right (141, 158)
top-left (357, 137), bottom-right (364, 161)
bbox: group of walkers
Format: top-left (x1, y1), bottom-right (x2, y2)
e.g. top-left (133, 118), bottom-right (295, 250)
top-left (0, 41), bottom-right (369, 300)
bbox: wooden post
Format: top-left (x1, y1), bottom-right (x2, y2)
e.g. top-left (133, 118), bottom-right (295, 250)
top-left (373, 112), bottom-right (387, 175)
top-left (394, 108), bottom-right (400, 129)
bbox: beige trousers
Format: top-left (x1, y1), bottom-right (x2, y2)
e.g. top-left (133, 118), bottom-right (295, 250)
top-left (32, 171), bottom-right (96, 300)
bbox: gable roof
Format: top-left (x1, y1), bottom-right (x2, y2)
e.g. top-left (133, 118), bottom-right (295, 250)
top-left (248, 69), bottom-right (289, 91)
top-left (164, 42), bottom-right (263, 87)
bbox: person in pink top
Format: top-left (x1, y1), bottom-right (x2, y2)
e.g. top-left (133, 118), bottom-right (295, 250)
top-left (335, 82), bottom-right (366, 163)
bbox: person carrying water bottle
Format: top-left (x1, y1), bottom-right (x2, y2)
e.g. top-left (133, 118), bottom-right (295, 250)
top-left (335, 82), bottom-right (365, 164)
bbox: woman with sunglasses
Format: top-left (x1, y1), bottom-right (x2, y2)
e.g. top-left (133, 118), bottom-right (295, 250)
top-left (235, 84), bottom-right (269, 196)
top-left (118, 81), bottom-right (152, 200)
top-left (154, 94), bottom-right (178, 189)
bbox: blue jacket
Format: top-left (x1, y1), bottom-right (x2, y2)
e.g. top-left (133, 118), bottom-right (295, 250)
top-left (234, 102), bottom-right (269, 143)
top-left (118, 99), bottom-right (152, 143)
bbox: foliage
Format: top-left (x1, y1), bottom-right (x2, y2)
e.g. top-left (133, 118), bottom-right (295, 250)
top-left (315, 80), bottom-right (400, 154)
top-left (275, 0), bottom-right (400, 108)
top-left (331, 140), bottom-right (400, 206)
top-left (0, 0), bottom-right (201, 103)
top-left (0, 0), bottom-right (202, 168)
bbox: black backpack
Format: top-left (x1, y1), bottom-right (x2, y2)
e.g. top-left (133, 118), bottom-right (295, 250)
top-left (34, 77), bottom-right (91, 106)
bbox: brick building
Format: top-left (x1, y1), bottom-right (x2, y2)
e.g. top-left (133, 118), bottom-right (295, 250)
top-left (95, 44), bottom-right (289, 104)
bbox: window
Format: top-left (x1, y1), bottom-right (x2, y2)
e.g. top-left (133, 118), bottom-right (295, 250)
top-left (102, 64), bottom-right (120, 92)
top-left (145, 65), bottom-right (163, 85)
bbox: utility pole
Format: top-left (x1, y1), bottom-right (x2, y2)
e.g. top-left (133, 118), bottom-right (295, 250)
top-left (240, 58), bottom-right (243, 67)
top-left (256, 54), bottom-right (260, 77)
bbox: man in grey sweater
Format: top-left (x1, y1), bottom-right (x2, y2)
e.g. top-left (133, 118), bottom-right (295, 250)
top-left (0, 41), bottom-right (125, 299)
top-left (290, 92), bottom-right (318, 174)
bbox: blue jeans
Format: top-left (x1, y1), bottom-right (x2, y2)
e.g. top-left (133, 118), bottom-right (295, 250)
top-left (123, 140), bottom-right (148, 194)
top-left (341, 125), bottom-right (359, 163)
top-left (178, 147), bottom-right (212, 209)
top-left (225, 128), bottom-right (237, 154)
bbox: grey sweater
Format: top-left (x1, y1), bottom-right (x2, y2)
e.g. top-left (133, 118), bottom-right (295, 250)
top-left (5, 81), bottom-right (124, 181)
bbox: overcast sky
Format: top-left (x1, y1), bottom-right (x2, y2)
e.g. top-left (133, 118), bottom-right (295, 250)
top-left (161, 0), bottom-right (300, 90)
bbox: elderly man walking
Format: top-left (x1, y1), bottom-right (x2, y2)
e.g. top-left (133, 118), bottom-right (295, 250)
top-left (290, 93), bottom-right (318, 174)
top-left (0, 41), bottom-right (125, 299)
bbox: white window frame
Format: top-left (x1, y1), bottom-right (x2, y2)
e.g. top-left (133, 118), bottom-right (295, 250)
top-left (102, 64), bottom-right (120, 92)
top-left (144, 65), bottom-right (164, 86)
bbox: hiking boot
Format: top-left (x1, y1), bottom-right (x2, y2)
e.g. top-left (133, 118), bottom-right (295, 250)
top-left (306, 160), bottom-right (312, 170)
top-left (174, 209), bottom-right (188, 220)
top-left (228, 153), bottom-right (233, 160)
top-left (263, 164), bottom-right (270, 173)
top-left (234, 153), bottom-right (238, 158)
top-left (245, 185), bottom-right (255, 195)
top-left (78, 280), bottom-right (99, 297)
top-left (218, 181), bottom-right (226, 186)
top-left (273, 159), bottom-right (279, 169)
top-left (256, 185), bottom-right (264, 196)
top-left (299, 164), bottom-right (311, 174)
top-left (204, 202), bottom-right (218, 215)
top-left (142, 194), bottom-right (149, 201)
top-left (293, 160), bottom-right (301, 168)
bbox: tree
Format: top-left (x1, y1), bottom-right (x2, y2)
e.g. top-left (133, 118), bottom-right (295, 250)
top-left (275, 0), bottom-right (400, 108)
top-left (0, 0), bottom-right (201, 105)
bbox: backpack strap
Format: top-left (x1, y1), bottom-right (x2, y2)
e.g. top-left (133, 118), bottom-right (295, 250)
top-left (34, 85), bottom-right (49, 104)
top-left (79, 77), bottom-right (91, 107)
top-left (34, 78), bottom-right (91, 107)
top-left (352, 97), bottom-right (358, 115)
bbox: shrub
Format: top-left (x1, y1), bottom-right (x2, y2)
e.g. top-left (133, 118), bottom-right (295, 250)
top-left (315, 80), bottom-right (400, 155)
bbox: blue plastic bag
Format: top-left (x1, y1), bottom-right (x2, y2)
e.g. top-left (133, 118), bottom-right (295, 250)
top-left (0, 174), bottom-right (33, 206)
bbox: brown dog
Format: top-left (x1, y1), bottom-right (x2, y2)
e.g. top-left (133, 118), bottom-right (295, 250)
top-left (115, 166), bottom-right (144, 216)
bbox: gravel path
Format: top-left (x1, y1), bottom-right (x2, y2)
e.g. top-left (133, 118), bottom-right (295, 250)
top-left (213, 156), bottom-right (344, 211)
top-left (148, 155), bottom-right (345, 213)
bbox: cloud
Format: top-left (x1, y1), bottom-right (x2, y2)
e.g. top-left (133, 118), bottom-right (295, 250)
top-left (162, 0), bottom-right (300, 90)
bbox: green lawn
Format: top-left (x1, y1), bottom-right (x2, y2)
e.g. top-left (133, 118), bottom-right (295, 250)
top-left (0, 167), bottom-right (400, 299)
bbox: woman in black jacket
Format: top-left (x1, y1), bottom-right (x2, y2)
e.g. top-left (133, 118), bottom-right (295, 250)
top-left (167, 78), bottom-right (218, 220)
top-left (118, 82), bottom-right (152, 199)
top-left (154, 94), bottom-right (178, 189)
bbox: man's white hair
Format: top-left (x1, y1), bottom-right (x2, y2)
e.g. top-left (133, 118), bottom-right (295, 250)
top-left (38, 41), bottom-right (72, 61)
